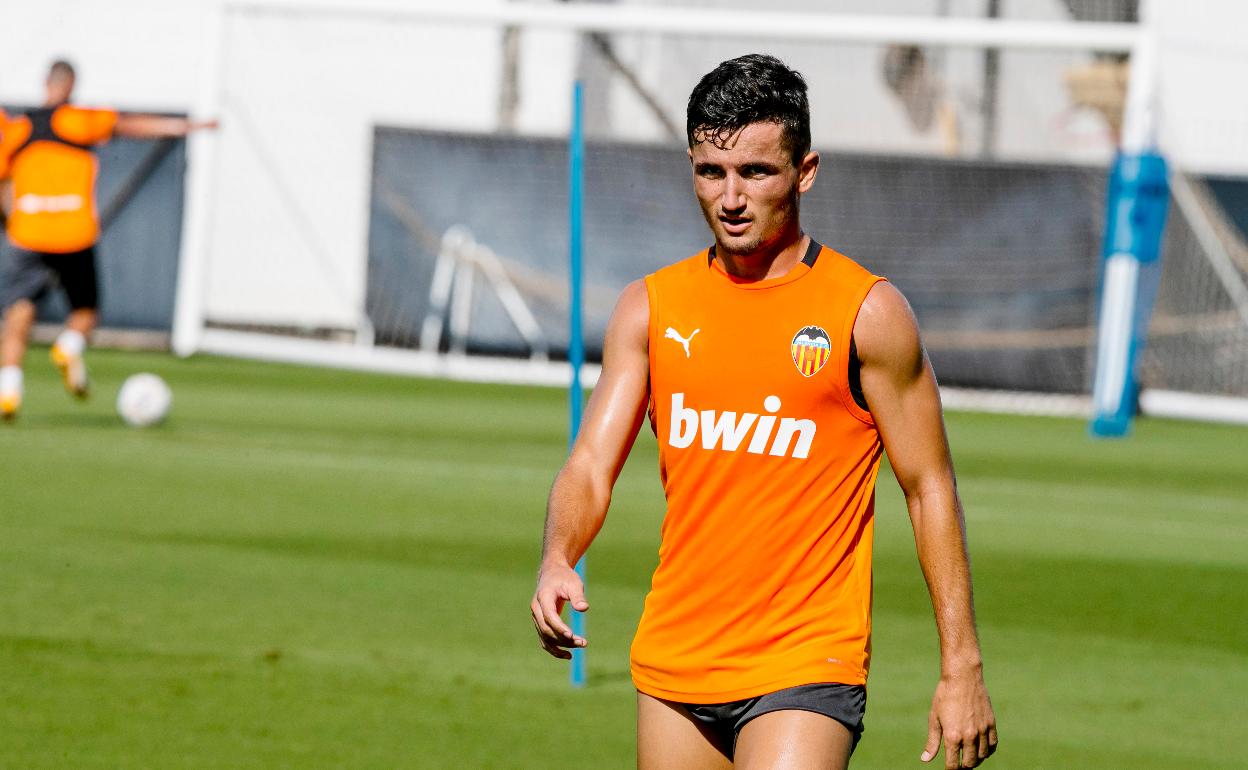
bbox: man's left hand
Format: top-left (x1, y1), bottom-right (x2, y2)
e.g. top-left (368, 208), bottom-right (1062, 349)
top-left (921, 669), bottom-right (997, 768)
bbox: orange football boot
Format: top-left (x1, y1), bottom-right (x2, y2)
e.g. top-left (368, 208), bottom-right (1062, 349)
top-left (51, 343), bottom-right (90, 400)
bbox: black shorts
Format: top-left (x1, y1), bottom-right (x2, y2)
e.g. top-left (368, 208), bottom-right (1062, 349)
top-left (0, 245), bottom-right (99, 311)
top-left (681, 682), bottom-right (867, 758)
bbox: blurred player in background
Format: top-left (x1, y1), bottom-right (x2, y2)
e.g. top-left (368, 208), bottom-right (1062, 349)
top-left (532, 55), bottom-right (996, 768)
top-left (0, 59), bottom-right (217, 421)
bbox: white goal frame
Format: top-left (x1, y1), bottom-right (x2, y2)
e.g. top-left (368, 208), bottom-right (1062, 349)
top-left (171, 1), bottom-right (1248, 424)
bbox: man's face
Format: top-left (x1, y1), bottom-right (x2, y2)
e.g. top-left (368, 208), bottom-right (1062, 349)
top-left (689, 121), bottom-right (818, 257)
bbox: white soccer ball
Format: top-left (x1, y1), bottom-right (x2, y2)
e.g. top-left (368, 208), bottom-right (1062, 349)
top-left (116, 373), bottom-right (172, 427)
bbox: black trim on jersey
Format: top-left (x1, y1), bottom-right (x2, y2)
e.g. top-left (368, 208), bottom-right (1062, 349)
top-left (801, 238), bottom-right (822, 267)
top-left (848, 337), bottom-right (869, 412)
top-left (14, 106), bottom-right (95, 158)
top-left (707, 237), bottom-right (823, 267)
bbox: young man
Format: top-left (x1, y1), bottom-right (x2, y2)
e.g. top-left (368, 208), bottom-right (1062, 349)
top-left (0, 60), bottom-right (217, 420)
top-left (531, 55), bottom-right (997, 769)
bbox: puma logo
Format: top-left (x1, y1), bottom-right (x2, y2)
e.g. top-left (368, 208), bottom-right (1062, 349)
top-left (664, 327), bottom-right (700, 358)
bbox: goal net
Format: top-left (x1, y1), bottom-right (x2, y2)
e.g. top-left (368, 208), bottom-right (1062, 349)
top-left (176, 0), bottom-right (1248, 417)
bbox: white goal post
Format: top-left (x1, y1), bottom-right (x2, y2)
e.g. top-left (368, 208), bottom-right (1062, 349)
top-left (169, 0), bottom-right (1248, 424)
top-left (215, 0), bottom-right (1141, 50)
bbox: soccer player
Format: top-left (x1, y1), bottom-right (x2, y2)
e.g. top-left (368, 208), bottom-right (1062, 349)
top-left (530, 55), bottom-right (997, 769)
top-left (0, 60), bottom-right (217, 420)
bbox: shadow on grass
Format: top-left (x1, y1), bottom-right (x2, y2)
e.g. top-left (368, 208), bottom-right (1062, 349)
top-left (876, 548), bottom-right (1248, 654)
top-left (6, 412), bottom-right (125, 430)
top-left (88, 524), bottom-right (1248, 655)
top-left (588, 667), bottom-right (635, 688)
top-left (84, 528), bottom-right (655, 591)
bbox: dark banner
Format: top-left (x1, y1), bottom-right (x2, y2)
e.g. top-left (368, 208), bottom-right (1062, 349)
top-left (369, 127), bottom-right (1106, 393)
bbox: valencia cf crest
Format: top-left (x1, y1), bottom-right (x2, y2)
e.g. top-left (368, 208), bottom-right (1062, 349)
top-left (791, 325), bottom-right (831, 377)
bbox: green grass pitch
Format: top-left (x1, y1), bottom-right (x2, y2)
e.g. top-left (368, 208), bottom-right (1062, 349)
top-left (0, 347), bottom-right (1244, 768)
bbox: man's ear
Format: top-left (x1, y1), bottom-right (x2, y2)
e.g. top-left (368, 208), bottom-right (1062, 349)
top-left (797, 151), bottom-right (820, 193)
top-left (687, 147), bottom-right (694, 166)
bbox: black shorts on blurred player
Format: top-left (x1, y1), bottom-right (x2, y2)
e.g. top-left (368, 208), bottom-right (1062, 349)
top-left (0, 245), bottom-right (99, 311)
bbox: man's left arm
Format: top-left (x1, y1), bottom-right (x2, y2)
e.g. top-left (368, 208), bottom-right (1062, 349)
top-left (855, 281), bottom-right (998, 770)
top-left (113, 114), bottom-right (219, 140)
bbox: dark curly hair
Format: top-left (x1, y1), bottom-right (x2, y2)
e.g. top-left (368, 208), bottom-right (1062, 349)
top-left (686, 54), bottom-right (811, 165)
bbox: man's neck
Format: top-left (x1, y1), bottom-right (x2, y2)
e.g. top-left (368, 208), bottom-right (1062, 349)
top-left (715, 228), bottom-right (809, 282)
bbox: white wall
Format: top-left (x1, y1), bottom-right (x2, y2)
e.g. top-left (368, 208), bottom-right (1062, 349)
top-left (205, 1), bottom-right (581, 333)
top-left (1153, 1), bottom-right (1248, 176)
top-left (0, 0), bottom-right (213, 112)
top-left (202, 4), bottom-right (576, 332)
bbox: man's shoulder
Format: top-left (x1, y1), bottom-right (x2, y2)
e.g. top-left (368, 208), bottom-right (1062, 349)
top-left (59, 103), bottom-right (117, 116)
top-left (815, 244), bottom-right (880, 284)
top-left (0, 111), bottom-right (32, 130)
top-left (647, 249), bottom-right (709, 284)
top-left (51, 105), bottom-right (118, 146)
top-left (853, 281), bottom-right (921, 367)
top-left (0, 112), bottom-right (32, 155)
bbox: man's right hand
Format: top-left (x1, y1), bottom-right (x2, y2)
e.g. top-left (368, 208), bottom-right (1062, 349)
top-left (531, 562), bottom-right (589, 659)
top-left (529, 280), bottom-right (649, 662)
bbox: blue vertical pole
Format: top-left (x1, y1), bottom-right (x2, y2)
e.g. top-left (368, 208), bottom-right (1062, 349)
top-left (1089, 7), bottom-right (1168, 437)
top-left (1089, 152), bottom-right (1169, 437)
top-left (568, 80), bottom-right (587, 688)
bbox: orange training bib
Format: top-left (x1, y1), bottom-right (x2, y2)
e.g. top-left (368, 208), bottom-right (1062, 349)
top-left (1, 105), bottom-right (117, 254)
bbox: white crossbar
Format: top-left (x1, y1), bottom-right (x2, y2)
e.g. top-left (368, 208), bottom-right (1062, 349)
top-left (225, 0), bottom-right (1139, 53)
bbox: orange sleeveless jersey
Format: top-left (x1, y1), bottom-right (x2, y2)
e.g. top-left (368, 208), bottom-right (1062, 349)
top-left (0, 105), bottom-right (117, 253)
top-left (630, 241), bottom-right (885, 703)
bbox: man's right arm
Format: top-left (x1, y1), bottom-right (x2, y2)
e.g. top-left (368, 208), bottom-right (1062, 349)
top-left (531, 278), bottom-right (650, 659)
